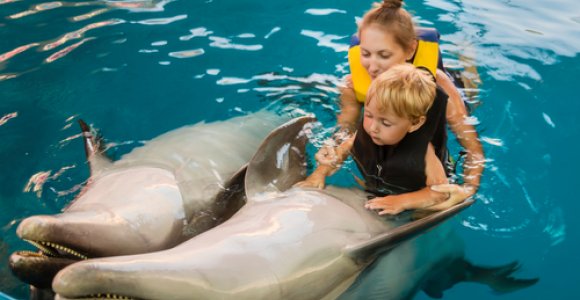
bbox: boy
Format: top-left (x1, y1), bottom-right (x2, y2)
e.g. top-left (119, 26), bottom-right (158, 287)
top-left (297, 64), bottom-right (460, 215)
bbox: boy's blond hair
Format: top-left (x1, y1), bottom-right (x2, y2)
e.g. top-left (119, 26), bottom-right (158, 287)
top-left (367, 64), bottom-right (436, 123)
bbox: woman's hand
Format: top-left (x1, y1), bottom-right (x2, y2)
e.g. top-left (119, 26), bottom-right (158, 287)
top-left (315, 132), bottom-right (354, 170)
top-left (315, 143), bottom-right (339, 166)
top-left (364, 196), bottom-right (407, 215)
top-left (294, 172), bottom-right (327, 189)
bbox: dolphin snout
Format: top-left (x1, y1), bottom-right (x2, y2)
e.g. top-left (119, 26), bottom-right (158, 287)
top-left (17, 215), bottom-right (57, 240)
top-left (9, 251), bottom-right (76, 289)
top-left (53, 262), bottom-right (97, 298)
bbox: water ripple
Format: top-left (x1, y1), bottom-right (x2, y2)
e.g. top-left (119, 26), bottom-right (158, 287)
top-left (71, 8), bottom-right (111, 22)
top-left (45, 37), bottom-right (94, 63)
top-left (106, 0), bottom-right (175, 12)
top-left (179, 27), bottom-right (213, 41)
top-left (0, 43), bottom-right (39, 64)
top-left (168, 48), bottom-right (205, 58)
top-left (8, 1), bottom-right (63, 19)
top-left (304, 8), bottom-right (346, 16)
top-left (0, 112), bottom-right (18, 126)
top-left (542, 113), bottom-right (556, 128)
top-left (42, 19), bottom-right (124, 51)
top-left (209, 36), bottom-right (262, 51)
top-left (132, 14), bottom-right (187, 25)
top-left (0, 0), bottom-right (21, 5)
top-left (264, 27), bottom-right (281, 39)
top-left (430, 0), bottom-right (580, 81)
top-left (300, 30), bottom-right (348, 52)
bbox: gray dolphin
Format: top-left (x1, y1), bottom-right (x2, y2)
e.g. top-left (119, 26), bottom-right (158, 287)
top-left (51, 116), bottom-right (537, 300)
top-left (9, 110), bottom-right (289, 289)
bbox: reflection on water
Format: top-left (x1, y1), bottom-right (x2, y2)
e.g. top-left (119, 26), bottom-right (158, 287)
top-left (427, 0), bottom-right (579, 80)
top-left (0, 1), bottom-right (174, 80)
top-left (420, 0), bottom-right (576, 248)
top-left (1, 0), bottom-right (578, 298)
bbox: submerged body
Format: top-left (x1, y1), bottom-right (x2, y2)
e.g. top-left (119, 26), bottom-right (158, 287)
top-left (10, 110), bottom-right (289, 288)
top-left (53, 186), bottom-right (465, 300)
top-left (52, 117), bottom-right (507, 300)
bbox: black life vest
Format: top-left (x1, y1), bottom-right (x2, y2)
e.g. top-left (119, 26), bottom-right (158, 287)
top-left (351, 87), bottom-right (448, 196)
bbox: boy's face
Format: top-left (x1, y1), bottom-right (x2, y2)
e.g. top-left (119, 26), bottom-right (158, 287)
top-left (363, 98), bottom-right (419, 146)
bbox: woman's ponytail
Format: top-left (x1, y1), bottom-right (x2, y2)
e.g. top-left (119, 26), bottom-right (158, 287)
top-left (381, 0), bottom-right (403, 10)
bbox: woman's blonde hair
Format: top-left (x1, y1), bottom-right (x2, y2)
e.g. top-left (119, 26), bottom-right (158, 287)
top-left (359, 0), bottom-right (416, 52)
top-left (366, 64), bottom-right (436, 123)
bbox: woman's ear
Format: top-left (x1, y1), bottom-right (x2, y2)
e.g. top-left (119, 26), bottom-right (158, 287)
top-left (408, 115), bottom-right (426, 133)
top-left (406, 40), bottom-right (418, 61)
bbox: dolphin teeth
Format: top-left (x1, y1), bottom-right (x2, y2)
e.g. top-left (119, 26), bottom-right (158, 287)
top-left (25, 239), bottom-right (58, 257)
top-left (18, 250), bottom-right (46, 257)
top-left (86, 294), bottom-right (136, 299)
top-left (24, 239), bottom-right (88, 260)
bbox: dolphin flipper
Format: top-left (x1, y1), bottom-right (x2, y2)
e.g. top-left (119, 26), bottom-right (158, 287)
top-left (245, 116), bottom-right (315, 198)
top-left (422, 259), bottom-right (539, 298)
top-left (345, 199), bottom-right (474, 261)
top-left (78, 119), bottom-right (112, 175)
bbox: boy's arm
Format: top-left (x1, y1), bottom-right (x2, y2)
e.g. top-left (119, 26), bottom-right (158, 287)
top-left (436, 69), bottom-right (484, 195)
top-left (294, 135), bottom-right (355, 189)
top-left (365, 143), bottom-right (448, 215)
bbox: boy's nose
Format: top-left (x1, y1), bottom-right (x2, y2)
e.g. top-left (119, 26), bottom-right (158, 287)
top-left (369, 120), bottom-right (379, 133)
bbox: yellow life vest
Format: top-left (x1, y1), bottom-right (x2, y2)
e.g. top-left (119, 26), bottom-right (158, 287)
top-left (348, 27), bottom-right (442, 103)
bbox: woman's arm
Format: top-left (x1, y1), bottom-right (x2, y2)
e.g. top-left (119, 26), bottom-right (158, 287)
top-left (314, 76), bottom-right (362, 171)
top-left (336, 75), bottom-right (363, 133)
top-left (436, 69), bottom-right (485, 196)
top-left (365, 144), bottom-right (448, 215)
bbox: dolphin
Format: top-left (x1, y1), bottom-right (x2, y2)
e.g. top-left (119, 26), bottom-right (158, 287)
top-left (9, 110), bottom-right (289, 289)
top-left (51, 116), bottom-right (537, 300)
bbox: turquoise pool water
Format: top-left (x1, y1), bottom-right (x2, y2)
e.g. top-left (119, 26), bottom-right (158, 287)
top-left (1, 0), bottom-right (578, 298)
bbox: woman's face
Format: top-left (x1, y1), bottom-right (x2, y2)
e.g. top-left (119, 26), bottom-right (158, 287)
top-left (359, 24), bottom-right (413, 79)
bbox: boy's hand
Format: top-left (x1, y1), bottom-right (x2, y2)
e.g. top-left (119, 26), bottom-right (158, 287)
top-left (427, 183), bottom-right (475, 210)
top-left (365, 196), bottom-right (407, 215)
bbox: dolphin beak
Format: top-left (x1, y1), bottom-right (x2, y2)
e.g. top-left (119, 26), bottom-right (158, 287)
top-left (9, 251), bottom-right (76, 289)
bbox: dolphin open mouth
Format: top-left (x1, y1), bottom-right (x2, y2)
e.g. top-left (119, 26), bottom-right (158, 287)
top-left (57, 293), bottom-right (140, 300)
top-left (9, 239), bottom-right (90, 288)
top-left (23, 238), bottom-right (88, 260)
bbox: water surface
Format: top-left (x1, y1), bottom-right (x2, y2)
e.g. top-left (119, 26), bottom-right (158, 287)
top-left (1, 0), bottom-right (579, 298)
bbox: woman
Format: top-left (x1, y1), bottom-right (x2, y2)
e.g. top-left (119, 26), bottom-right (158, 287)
top-left (318, 0), bottom-right (484, 211)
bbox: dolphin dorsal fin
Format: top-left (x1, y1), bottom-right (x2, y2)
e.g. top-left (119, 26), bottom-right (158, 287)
top-left (245, 116), bottom-right (315, 200)
top-left (345, 199), bottom-right (475, 261)
top-left (78, 119), bottom-right (112, 176)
